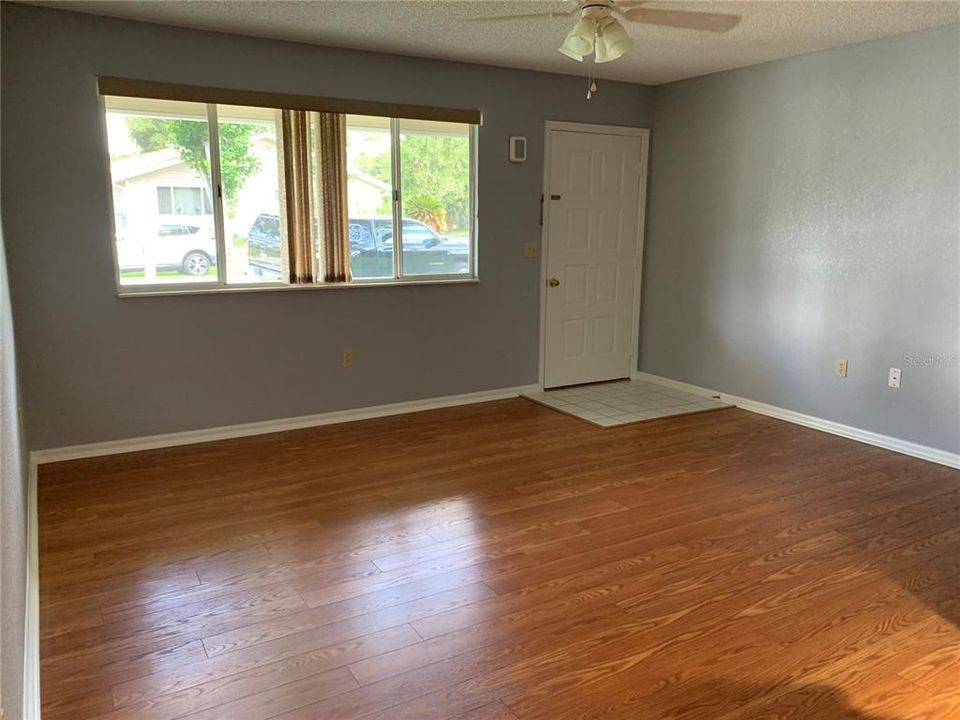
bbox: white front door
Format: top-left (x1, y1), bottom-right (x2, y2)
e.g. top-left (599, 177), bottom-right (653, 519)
top-left (542, 127), bottom-right (646, 388)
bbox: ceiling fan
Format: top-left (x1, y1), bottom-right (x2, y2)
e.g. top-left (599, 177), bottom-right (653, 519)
top-left (468, 1), bottom-right (741, 64)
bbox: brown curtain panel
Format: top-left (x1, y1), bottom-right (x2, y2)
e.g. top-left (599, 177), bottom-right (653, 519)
top-left (314, 112), bottom-right (351, 283)
top-left (280, 109), bottom-right (315, 284)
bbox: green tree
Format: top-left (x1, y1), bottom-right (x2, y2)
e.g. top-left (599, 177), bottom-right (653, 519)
top-left (355, 133), bottom-right (470, 230)
top-left (125, 116), bottom-right (260, 214)
top-left (400, 134), bottom-right (470, 230)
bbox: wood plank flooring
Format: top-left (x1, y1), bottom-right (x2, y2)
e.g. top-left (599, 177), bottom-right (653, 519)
top-left (38, 399), bottom-right (960, 720)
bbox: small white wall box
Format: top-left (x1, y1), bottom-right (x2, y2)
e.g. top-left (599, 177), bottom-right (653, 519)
top-left (509, 136), bottom-right (527, 163)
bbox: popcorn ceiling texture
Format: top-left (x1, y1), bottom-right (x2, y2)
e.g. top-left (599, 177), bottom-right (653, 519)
top-left (24, 0), bottom-right (960, 85)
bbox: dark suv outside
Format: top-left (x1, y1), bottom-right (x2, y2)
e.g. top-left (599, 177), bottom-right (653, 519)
top-left (247, 214), bottom-right (470, 279)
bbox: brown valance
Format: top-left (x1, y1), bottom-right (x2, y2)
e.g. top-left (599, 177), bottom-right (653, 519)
top-left (98, 76), bottom-right (482, 125)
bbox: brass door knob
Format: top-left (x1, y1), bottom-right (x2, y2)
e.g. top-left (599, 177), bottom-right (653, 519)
top-left (548, 278), bottom-right (560, 287)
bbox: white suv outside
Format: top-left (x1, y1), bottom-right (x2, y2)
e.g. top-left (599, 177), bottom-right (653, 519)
top-left (116, 222), bottom-right (217, 276)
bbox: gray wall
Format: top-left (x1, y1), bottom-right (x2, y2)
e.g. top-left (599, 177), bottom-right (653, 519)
top-left (4, 4), bottom-right (955, 456)
top-left (1, 213), bottom-right (27, 719)
top-left (642, 25), bottom-right (960, 454)
top-left (1, 4), bottom-right (654, 449)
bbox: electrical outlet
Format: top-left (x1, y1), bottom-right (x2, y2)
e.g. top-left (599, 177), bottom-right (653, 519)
top-left (888, 367), bottom-right (901, 388)
top-left (524, 242), bottom-right (539, 258)
top-left (835, 359), bottom-right (848, 378)
top-left (341, 349), bottom-right (354, 368)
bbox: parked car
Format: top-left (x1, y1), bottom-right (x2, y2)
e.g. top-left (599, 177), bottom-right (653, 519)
top-left (117, 223), bottom-right (217, 276)
top-left (247, 213), bottom-right (469, 279)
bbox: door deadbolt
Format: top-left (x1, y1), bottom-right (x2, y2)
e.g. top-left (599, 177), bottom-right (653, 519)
top-left (548, 278), bottom-right (560, 287)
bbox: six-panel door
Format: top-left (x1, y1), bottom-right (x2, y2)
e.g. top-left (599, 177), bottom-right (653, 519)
top-left (544, 129), bottom-right (643, 388)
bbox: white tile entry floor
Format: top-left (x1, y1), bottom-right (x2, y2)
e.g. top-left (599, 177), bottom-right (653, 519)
top-left (524, 379), bottom-right (730, 427)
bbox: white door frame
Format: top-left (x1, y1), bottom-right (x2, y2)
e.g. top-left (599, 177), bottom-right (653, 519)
top-left (537, 120), bottom-right (650, 390)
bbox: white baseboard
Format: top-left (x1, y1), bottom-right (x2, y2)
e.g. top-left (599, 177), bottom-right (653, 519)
top-left (22, 459), bottom-right (39, 719)
top-left (633, 371), bottom-right (960, 470)
top-left (632, 371), bottom-right (725, 401)
top-left (31, 384), bottom-right (541, 465)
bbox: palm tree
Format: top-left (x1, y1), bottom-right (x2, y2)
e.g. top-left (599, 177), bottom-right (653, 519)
top-left (406, 194), bottom-right (448, 234)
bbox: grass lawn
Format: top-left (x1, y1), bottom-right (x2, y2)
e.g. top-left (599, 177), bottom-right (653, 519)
top-left (119, 267), bottom-right (217, 281)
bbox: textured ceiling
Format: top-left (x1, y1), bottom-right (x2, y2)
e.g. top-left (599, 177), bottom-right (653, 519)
top-left (26, 0), bottom-right (960, 85)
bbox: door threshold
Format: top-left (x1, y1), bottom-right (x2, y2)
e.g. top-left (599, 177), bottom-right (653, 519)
top-left (544, 377), bottom-right (631, 392)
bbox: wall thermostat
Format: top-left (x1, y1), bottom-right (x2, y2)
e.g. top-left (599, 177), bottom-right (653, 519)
top-left (508, 136), bottom-right (527, 163)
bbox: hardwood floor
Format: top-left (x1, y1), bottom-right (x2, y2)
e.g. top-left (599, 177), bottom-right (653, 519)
top-left (38, 399), bottom-right (960, 720)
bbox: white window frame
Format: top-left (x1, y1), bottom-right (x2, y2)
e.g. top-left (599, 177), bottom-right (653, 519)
top-left (100, 95), bottom-right (479, 296)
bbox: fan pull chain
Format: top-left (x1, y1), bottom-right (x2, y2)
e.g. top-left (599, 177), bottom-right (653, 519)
top-left (587, 58), bottom-right (598, 100)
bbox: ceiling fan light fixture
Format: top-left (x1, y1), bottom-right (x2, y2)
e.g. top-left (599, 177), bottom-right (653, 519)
top-left (559, 17), bottom-right (596, 60)
top-left (594, 16), bottom-right (632, 63)
top-left (594, 35), bottom-right (609, 63)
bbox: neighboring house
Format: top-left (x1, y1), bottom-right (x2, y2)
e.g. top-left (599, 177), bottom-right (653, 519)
top-left (109, 147), bottom-right (214, 239)
top-left (346, 169), bottom-right (391, 216)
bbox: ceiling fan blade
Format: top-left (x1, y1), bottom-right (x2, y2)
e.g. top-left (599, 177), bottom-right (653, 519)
top-left (462, 1), bottom-right (581, 22)
top-left (462, 9), bottom-right (578, 21)
top-left (622, 7), bottom-right (740, 32)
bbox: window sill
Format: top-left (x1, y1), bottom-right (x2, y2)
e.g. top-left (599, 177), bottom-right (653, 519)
top-left (116, 276), bottom-right (479, 298)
